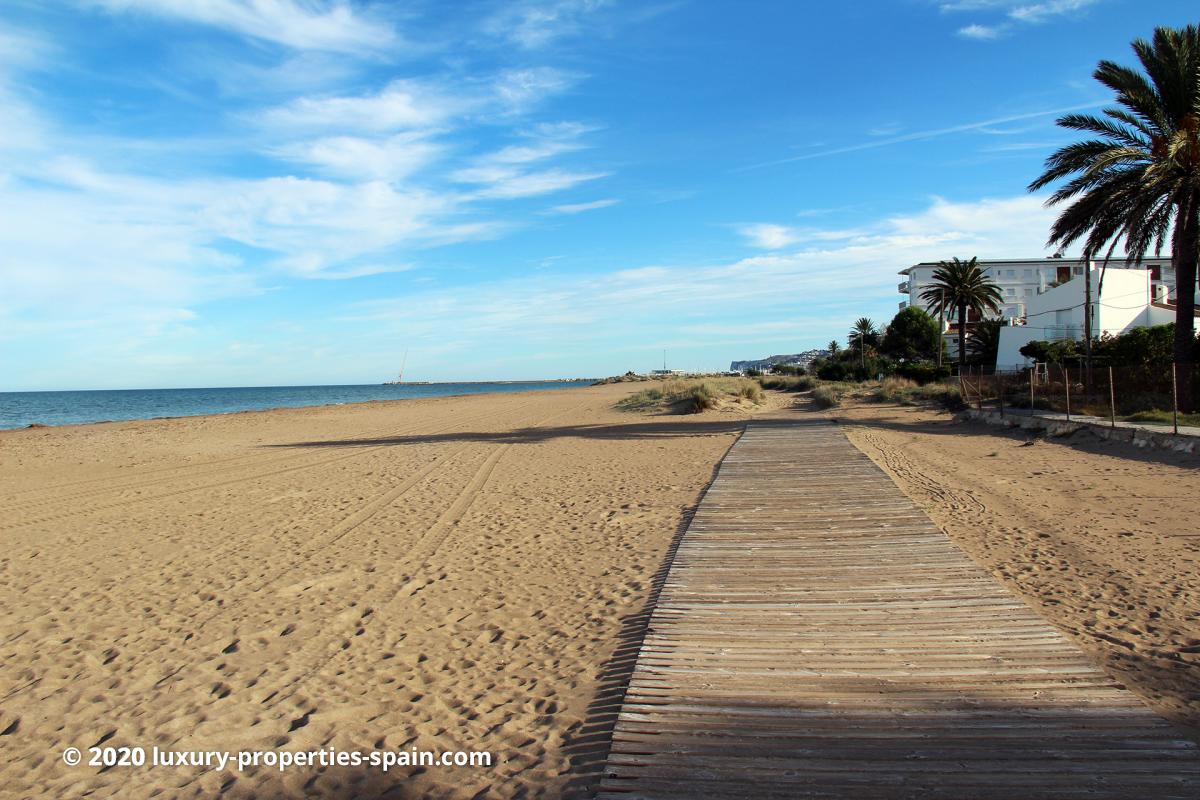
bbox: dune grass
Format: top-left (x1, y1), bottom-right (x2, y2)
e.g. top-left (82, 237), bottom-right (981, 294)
top-left (868, 377), bottom-right (965, 410)
top-left (616, 378), bottom-right (764, 414)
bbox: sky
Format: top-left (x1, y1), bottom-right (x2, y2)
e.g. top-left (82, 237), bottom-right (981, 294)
top-left (1, 0), bottom-right (1196, 390)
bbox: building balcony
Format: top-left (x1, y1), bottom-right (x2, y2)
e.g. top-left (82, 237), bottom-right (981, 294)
top-left (898, 281), bottom-right (910, 294)
top-left (1045, 325), bottom-right (1080, 341)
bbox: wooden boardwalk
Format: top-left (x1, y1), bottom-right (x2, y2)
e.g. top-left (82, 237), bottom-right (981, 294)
top-left (598, 418), bottom-right (1200, 799)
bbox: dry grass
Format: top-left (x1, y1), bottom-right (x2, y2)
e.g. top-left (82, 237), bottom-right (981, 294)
top-left (617, 378), bottom-right (764, 414)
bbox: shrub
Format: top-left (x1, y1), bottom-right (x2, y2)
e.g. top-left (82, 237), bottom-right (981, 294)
top-left (736, 382), bottom-right (764, 403)
top-left (616, 386), bottom-right (664, 410)
top-left (895, 361), bottom-right (952, 384)
top-left (811, 385), bottom-right (843, 409)
top-left (758, 375), bottom-right (816, 392)
top-left (817, 360), bottom-right (852, 381)
top-left (683, 382), bottom-right (718, 412)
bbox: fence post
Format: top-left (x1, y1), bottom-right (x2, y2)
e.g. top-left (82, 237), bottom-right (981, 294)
top-left (1029, 368), bottom-right (1035, 415)
top-left (977, 367), bottom-right (983, 411)
top-left (1108, 366), bottom-right (1116, 429)
top-left (997, 372), bottom-right (1004, 418)
top-left (1172, 362), bottom-right (1179, 435)
top-left (1063, 364), bottom-right (1071, 421)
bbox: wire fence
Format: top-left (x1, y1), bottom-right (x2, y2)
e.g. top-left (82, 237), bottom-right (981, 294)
top-left (958, 363), bottom-right (1199, 435)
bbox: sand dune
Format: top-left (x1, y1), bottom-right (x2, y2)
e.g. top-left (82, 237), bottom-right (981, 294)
top-left (0, 384), bottom-right (772, 799)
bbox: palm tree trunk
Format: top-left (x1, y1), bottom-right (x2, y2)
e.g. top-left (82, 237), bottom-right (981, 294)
top-left (1173, 193), bottom-right (1198, 413)
top-left (957, 302), bottom-right (967, 374)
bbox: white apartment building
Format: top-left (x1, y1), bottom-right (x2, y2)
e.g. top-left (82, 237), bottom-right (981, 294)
top-left (899, 257), bottom-right (1177, 321)
top-left (898, 257), bottom-right (1178, 357)
top-left (994, 266), bottom-right (1176, 371)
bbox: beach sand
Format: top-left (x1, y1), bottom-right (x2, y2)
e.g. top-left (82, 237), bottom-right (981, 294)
top-left (5, 383), bottom-right (1198, 799)
top-left (0, 384), bottom-right (777, 799)
top-left (835, 396), bottom-right (1200, 739)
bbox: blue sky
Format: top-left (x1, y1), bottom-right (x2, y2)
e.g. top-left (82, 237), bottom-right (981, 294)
top-left (1, 0), bottom-right (1195, 390)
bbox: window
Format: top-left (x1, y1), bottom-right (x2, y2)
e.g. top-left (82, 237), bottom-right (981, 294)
top-left (1073, 266), bottom-right (1083, 275)
top-left (1023, 269), bottom-right (1033, 278)
top-left (1006, 269), bottom-right (1017, 277)
top-left (1006, 287), bottom-right (1016, 295)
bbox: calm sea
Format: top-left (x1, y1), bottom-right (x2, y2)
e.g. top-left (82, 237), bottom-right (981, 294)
top-left (0, 382), bottom-right (594, 430)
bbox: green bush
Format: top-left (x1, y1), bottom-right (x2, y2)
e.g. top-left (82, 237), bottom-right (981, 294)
top-left (817, 360), bottom-right (852, 381)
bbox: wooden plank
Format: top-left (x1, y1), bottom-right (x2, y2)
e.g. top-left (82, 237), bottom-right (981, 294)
top-left (598, 418), bottom-right (1200, 799)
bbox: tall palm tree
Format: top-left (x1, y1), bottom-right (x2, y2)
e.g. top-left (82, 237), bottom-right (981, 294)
top-left (920, 257), bottom-right (1003, 372)
top-left (1028, 24), bottom-right (1199, 411)
top-left (827, 339), bottom-right (841, 357)
top-left (849, 318), bottom-right (878, 367)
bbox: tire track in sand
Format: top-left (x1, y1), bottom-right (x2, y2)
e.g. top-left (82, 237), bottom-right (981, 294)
top-left (0, 400), bottom-right (523, 533)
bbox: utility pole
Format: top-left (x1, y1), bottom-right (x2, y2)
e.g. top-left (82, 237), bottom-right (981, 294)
top-left (1084, 258), bottom-right (1094, 385)
top-left (936, 289), bottom-right (945, 369)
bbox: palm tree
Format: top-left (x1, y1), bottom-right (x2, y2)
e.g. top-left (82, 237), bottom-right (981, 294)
top-left (849, 317), bottom-right (878, 368)
top-left (827, 339), bottom-right (841, 357)
top-left (920, 257), bottom-right (1003, 372)
top-left (1027, 24), bottom-right (1199, 411)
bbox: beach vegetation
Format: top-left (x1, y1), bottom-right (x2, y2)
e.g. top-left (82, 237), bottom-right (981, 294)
top-left (881, 307), bottom-right (944, 364)
top-left (616, 378), bottom-right (765, 414)
top-left (870, 377), bottom-right (965, 409)
top-left (1029, 24), bottom-right (1199, 411)
top-left (811, 384), bottom-right (845, 409)
top-left (758, 375), bottom-right (817, 392)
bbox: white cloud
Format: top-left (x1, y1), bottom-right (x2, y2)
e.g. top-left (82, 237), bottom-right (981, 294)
top-left (270, 133), bottom-right (443, 180)
top-left (958, 23), bottom-right (1002, 39)
top-left (344, 195), bottom-right (1064, 356)
top-left (92, 0), bottom-right (397, 53)
top-left (453, 166), bottom-right (609, 199)
top-left (258, 79), bottom-right (463, 132)
top-left (484, 0), bottom-right (612, 49)
top-left (491, 67), bottom-right (577, 113)
top-left (939, 0), bottom-right (1099, 39)
top-left (547, 198), bottom-right (619, 214)
top-left (738, 223), bottom-right (800, 250)
top-left (1008, 0), bottom-right (1097, 23)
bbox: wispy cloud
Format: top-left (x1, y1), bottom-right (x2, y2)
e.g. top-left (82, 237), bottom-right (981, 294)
top-left (92, 0), bottom-right (399, 53)
top-left (738, 102), bottom-right (1102, 170)
top-left (958, 23), bottom-right (1002, 39)
top-left (257, 79), bottom-right (465, 133)
top-left (483, 0), bottom-right (613, 49)
top-left (547, 198), bottom-right (619, 214)
top-left (738, 223), bottom-right (801, 250)
top-left (942, 0), bottom-right (1100, 40)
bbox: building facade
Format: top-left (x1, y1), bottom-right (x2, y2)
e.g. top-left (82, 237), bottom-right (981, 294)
top-left (898, 257), bottom-right (1178, 358)
top-left (994, 267), bottom-right (1176, 371)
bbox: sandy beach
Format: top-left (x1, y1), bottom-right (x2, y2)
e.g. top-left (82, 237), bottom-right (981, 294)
top-left (4, 383), bottom-right (1199, 799)
top-left (0, 384), bottom-right (775, 799)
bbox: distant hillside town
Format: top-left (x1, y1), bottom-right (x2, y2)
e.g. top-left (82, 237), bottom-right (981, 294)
top-left (730, 350), bottom-right (828, 373)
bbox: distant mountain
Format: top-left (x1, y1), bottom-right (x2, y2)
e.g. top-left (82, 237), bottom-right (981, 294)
top-left (730, 350), bottom-right (828, 372)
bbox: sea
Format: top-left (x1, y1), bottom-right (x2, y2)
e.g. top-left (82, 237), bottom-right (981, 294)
top-left (0, 381), bottom-right (595, 431)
